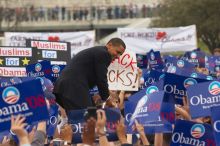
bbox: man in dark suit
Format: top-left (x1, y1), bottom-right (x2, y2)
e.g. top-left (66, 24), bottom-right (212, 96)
top-left (53, 38), bottom-right (126, 110)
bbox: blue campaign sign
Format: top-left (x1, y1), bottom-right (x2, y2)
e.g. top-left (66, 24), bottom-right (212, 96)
top-left (124, 100), bottom-right (173, 134)
top-left (67, 108), bottom-right (121, 144)
top-left (142, 69), bottom-right (164, 87)
top-left (147, 50), bottom-right (164, 71)
top-left (0, 79), bottom-right (49, 131)
top-left (136, 54), bottom-right (148, 69)
top-left (26, 60), bottom-right (52, 80)
top-left (187, 80), bottom-right (220, 119)
top-left (129, 91), bottom-right (164, 126)
top-left (206, 56), bottom-right (220, 73)
top-left (50, 64), bottom-right (65, 83)
top-left (164, 73), bottom-right (208, 105)
top-left (170, 119), bottom-right (216, 146)
top-left (129, 79), bottom-right (164, 103)
top-left (210, 106), bottom-right (220, 146)
top-left (46, 103), bottom-right (59, 137)
top-left (0, 77), bottom-right (23, 88)
top-left (183, 49), bottom-right (206, 68)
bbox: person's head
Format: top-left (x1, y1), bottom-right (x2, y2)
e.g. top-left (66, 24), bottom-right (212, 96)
top-left (106, 38), bottom-right (126, 60)
top-left (213, 47), bottom-right (220, 56)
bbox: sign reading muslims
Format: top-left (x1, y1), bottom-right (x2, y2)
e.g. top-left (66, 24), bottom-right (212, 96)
top-left (26, 39), bottom-right (71, 65)
top-left (0, 46), bottom-right (35, 77)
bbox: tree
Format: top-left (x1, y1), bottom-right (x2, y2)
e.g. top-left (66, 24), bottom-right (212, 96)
top-left (151, 0), bottom-right (220, 54)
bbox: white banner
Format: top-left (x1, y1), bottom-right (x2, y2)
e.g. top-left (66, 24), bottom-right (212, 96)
top-left (107, 50), bottom-right (138, 91)
top-left (4, 31), bottom-right (95, 57)
top-left (117, 25), bottom-right (197, 54)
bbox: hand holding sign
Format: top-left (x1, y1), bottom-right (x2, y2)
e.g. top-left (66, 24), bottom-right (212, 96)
top-left (10, 115), bottom-right (29, 145)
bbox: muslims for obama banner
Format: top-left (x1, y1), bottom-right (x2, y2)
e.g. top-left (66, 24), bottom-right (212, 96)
top-left (4, 31), bottom-right (95, 56)
top-left (117, 25), bottom-right (197, 54)
top-left (210, 106), bottom-right (220, 146)
top-left (170, 119), bottom-right (216, 146)
top-left (107, 50), bottom-right (138, 91)
top-left (67, 108), bottom-right (120, 144)
top-left (26, 39), bottom-right (71, 65)
top-left (0, 79), bottom-right (49, 131)
top-left (0, 46), bottom-right (36, 77)
top-left (187, 80), bottom-right (220, 119)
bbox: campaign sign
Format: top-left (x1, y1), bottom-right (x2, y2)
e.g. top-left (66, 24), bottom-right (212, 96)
top-left (26, 60), bottom-right (52, 80)
top-left (67, 108), bottom-right (121, 144)
top-left (0, 79), bottom-right (49, 131)
top-left (187, 80), bottom-right (220, 119)
top-left (0, 46), bottom-right (36, 77)
top-left (136, 54), bottom-right (148, 69)
top-left (163, 73), bottom-right (207, 105)
top-left (46, 102), bottom-right (59, 137)
top-left (142, 69), bottom-right (164, 87)
top-left (129, 79), bottom-right (164, 103)
top-left (50, 64), bottom-right (65, 83)
top-left (206, 56), bottom-right (220, 73)
top-left (183, 50), bottom-right (206, 68)
top-left (170, 119), bottom-right (216, 146)
top-left (124, 101), bottom-right (173, 134)
top-left (0, 77), bottom-right (22, 88)
top-left (129, 91), bottom-right (164, 126)
top-left (210, 106), bottom-right (220, 146)
top-left (26, 39), bottom-right (71, 65)
top-left (147, 50), bottom-right (164, 71)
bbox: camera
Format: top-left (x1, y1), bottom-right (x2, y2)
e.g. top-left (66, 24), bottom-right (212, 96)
top-left (84, 106), bottom-right (97, 120)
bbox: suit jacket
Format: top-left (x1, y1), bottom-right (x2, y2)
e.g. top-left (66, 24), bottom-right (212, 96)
top-left (53, 46), bottom-right (111, 110)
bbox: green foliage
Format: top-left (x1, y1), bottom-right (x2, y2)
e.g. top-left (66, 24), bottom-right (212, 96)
top-left (151, 0), bottom-right (220, 54)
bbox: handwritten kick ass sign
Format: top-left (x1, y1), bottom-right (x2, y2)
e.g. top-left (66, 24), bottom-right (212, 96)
top-left (107, 50), bottom-right (138, 91)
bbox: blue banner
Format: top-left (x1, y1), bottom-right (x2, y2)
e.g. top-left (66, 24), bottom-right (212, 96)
top-left (136, 54), bottom-right (148, 69)
top-left (67, 108), bottom-right (121, 144)
top-left (147, 50), bottom-right (164, 71)
top-left (170, 119), bottom-right (216, 146)
top-left (164, 73), bottom-right (207, 105)
top-left (124, 100), bottom-right (173, 134)
top-left (129, 91), bottom-right (164, 126)
top-left (0, 79), bottom-right (49, 131)
top-left (210, 106), bottom-right (220, 146)
top-left (187, 80), bottom-right (220, 118)
top-left (26, 60), bottom-right (52, 79)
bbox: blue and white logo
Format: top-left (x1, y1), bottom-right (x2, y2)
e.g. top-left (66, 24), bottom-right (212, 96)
top-left (2, 86), bottom-right (20, 104)
top-left (183, 78), bottom-right (197, 88)
top-left (150, 52), bottom-right (155, 60)
top-left (190, 124), bottom-right (205, 139)
top-left (52, 65), bottom-right (60, 74)
top-left (177, 60), bottom-right (184, 68)
top-left (208, 81), bottom-right (220, 95)
top-left (36, 77), bottom-right (46, 91)
top-left (35, 63), bottom-right (42, 72)
top-left (146, 86), bottom-right (159, 95)
top-left (190, 73), bottom-right (198, 78)
top-left (206, 76), bottom-right (213, 80)
top-left (190, 52), bottom-right (197, 59)
top-left (168, 66), bottom-right (176, 73)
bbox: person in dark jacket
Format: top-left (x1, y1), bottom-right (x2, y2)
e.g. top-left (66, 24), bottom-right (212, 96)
top-left (53, 38), bottom-right (126, 110)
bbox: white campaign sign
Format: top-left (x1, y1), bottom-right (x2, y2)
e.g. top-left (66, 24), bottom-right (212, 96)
top-left (107, 50), bottom-right (138, 91)
top-left (118, 25), bottom-right (197, 54)
top-left (4, 31), bottom-right (95, 56)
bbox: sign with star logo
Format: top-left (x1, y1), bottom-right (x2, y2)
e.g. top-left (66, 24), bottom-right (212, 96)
top-left (0, 46), bottom-right (35, 77)
top-left (26, 39), bottom-right (71, 65)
